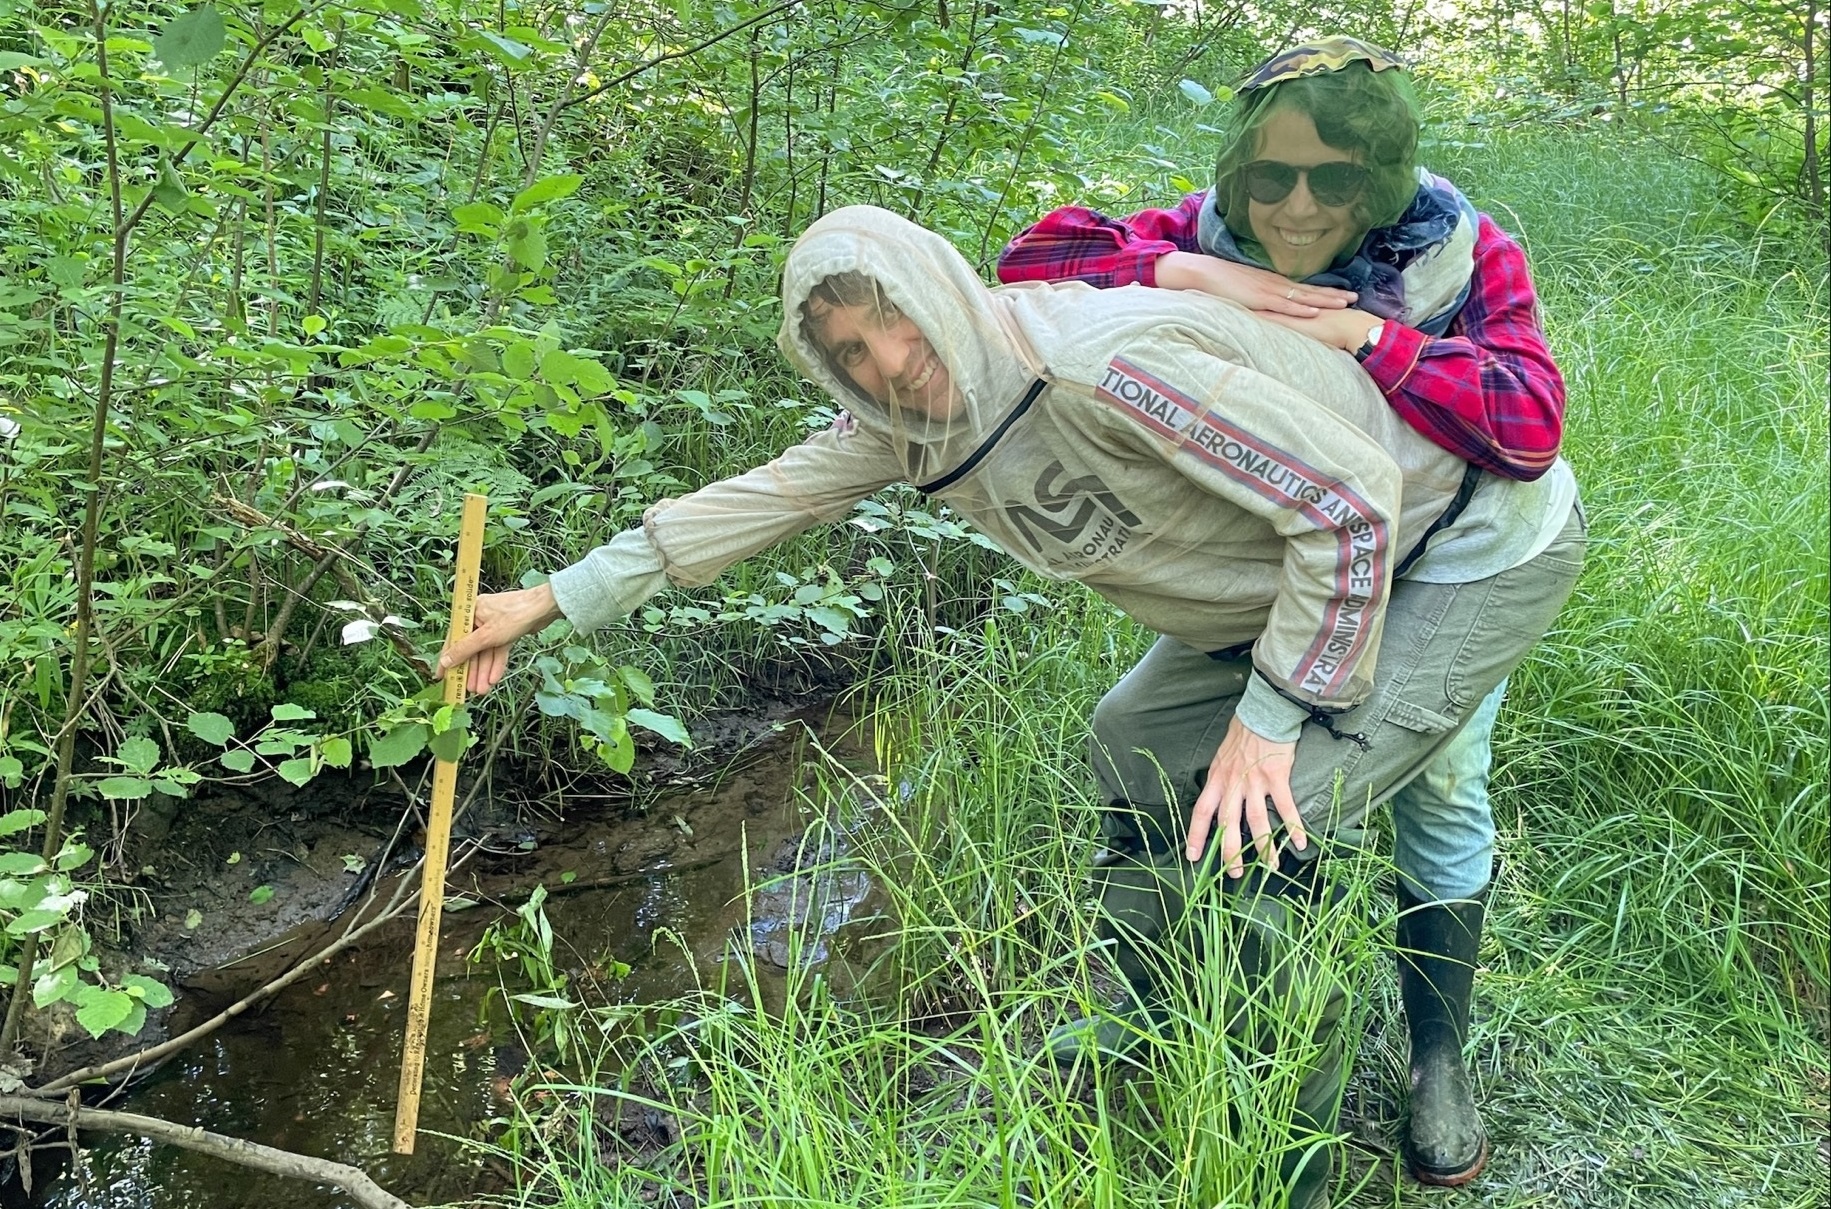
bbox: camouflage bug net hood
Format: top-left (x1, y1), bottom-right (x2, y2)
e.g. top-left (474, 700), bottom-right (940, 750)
top-left (776, 206), bottom-right (1036, 487)
top-left (1208, 36), bottom-right (1424, 256)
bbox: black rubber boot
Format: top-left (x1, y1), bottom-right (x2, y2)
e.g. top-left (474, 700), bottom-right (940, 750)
top-left (1396, 884), bottom-right (1490, 1186)
top-left (1280, 1027), bottom-right (1344, 1209)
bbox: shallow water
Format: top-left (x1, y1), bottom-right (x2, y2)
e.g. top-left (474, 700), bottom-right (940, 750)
top-left (31, 714), bottom-right (876, 1208)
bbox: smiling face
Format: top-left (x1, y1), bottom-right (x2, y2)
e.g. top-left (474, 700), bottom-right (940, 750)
top-left (806, 291), bottom-right (963, 421)
top-left (1245, 106), bottom-right (1367, 279)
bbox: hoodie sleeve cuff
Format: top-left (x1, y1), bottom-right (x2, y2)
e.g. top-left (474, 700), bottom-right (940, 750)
top-left (1234, 673), bottom-right (1310, 744)
top-left (547, 528), bottom-right (669, 633)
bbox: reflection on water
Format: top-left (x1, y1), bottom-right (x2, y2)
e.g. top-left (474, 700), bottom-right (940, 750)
top-left (31, 718), bottom-right (874, 1209)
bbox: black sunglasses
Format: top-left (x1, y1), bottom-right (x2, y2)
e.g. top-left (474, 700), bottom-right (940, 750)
top-left (1241, 160), bottom-right (1369, 207)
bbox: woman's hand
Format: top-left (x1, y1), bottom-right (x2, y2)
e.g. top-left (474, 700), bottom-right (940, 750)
top-left (1155, 251), bottom-right (1357, 316)
top-left (1259, 305), bottom-right (1384, 352)
top-left (1185, 716), bottom-right (1309, 875)
top-left (435, 582), bottom-right (564, 696)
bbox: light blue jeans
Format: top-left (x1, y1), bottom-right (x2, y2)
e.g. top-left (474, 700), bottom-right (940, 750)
top-left (1389, 680), bottom-right (1505, 902)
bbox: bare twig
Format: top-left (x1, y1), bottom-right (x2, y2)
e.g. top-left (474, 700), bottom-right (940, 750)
top-left (253, 426), bottom-right (439, 671)
top-left (212, 494), bottom-right (435, 679)
top-left (0, 1095), bottom-right (409, 1209)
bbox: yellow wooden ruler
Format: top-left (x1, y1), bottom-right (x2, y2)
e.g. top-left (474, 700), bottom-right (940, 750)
top-left (393, 491), bottom-right (487, 1155)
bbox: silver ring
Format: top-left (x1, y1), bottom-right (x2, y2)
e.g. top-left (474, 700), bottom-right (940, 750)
top-left (1286, 287), bottom-right (1298, 300)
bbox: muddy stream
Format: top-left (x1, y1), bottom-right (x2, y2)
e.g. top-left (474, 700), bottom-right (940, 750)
top-left (25, 705), bottom-right (881, 1208)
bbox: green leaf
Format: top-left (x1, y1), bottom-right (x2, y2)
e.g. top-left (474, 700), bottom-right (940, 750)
top-left (186, 711), bottom-right (235, 746)
top-left (1014, 27), bottom-right (1065, 46)
top-left (184, 908), bottom-right (203, 930)
top-left (249, 885), bottom-right (275, 905)
top-left (219, 749), bottom-right (256, 774)
top-left (118, 1000), bottom-right (149, 1037)
top-left (153, 159), bottom-right (188, 212)
top-left (452, 200), bottom-right (505, 232)
top-left (270, 702), bottom-right (316, 722)
top-left (122, 973), bottom-right (175, 1009)
top-left (0, 878), bottom-right (43, 910)
top-left (318, 736), bottom-right (353, 768)
top-left (626, 709), bottom-right (690, 747)
top-left (97, 776), bottom-right (153, 800)
top-left (427, 725), bottom-right (469, 763)
top-left (369, 723), bottom-right (428, 768)
top-left (505, 222), bottom-right (547, 271)
top-left (617, 665), bottom-right (657, 706)
top-left (0, 756), bottom-right (22, 788)
top-left (601, 726), bottom-right (636, 774)
top-left (540, 349), bottom-right (584, 386)
top-left (276, 757), bottom-right (315, 787)
top-left (572, 357), bottom-right (615, 398)
top-left (302, 315), bottom-right (327, 337)
top-left (502, 341), bottom-right (536, 380)
top-left (75, 989), bottom-right (138, 1038)
top-left (0, 853), bottom-right (45, 876)
top-left (510, 992), bottom-right (577, 1011)
top-left (0, 809), bottom-right (46, 838)
top-left (53, 843), bottom-right (93, 872)
top-left (6, 908), bottom-right (62, 935)
top-left (511, 174), bottom-right (583, 215)
top-left (33, 964), bottom-right (78, 1008)
top-left (153, 5), bottom-right (226, 69)
top-left (48, 927), bottom-right (87, 972)
top-left (116, 736), bottom-right (160, 775)
top-left (475, 29), bottom-right (534, 67)
top-left (807, 606), bottom-right (852, 634)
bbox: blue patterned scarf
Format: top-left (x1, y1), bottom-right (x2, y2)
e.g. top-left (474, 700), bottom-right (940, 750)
top-left (1195, 171), bottom-right (1479, 336)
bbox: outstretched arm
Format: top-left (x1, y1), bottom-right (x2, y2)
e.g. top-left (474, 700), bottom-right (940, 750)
top-left (432, 423), bottom-right (903, 694)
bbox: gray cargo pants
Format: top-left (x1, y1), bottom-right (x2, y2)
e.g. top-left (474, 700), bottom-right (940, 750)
top-left (1085, 504), bottom-right (1585, 1204)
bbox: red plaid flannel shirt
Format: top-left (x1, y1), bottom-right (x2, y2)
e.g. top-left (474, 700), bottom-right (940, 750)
top-left (996, 192), bottom-right (1565, 481)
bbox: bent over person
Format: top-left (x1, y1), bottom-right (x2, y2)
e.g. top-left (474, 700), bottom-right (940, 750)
top-left (439, 206), bottom-right (1585, 1208)
top-left (998, 35), bottom-right (1576, 1186)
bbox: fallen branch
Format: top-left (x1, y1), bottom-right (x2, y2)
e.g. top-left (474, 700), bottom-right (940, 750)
top-left (0, 1094), bottom-right (410, 1209)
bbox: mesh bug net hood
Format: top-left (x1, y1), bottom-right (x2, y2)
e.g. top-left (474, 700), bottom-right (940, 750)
top-left (777, 206), bottom-right (1036, 487)
top-left (1208, 38), bottom-right (1424, 260)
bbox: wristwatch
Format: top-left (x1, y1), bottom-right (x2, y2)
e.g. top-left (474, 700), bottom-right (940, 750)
top-left (1354, 321), bottom-right (1386, 361)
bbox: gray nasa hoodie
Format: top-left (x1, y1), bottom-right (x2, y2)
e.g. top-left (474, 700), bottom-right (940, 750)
top-left (549, 206), bottom-right (1571, 739)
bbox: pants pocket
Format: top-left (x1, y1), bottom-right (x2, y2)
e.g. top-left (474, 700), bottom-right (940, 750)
top-left (1384, 697), bottom-right (1460, 738)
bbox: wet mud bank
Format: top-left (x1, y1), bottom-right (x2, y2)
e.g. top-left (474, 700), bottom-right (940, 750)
top-left (16, 696), bottom-right (884, 1208)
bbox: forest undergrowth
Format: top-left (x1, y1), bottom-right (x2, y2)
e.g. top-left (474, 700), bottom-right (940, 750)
top-left (470, 125), bottom-right (1829, 1209)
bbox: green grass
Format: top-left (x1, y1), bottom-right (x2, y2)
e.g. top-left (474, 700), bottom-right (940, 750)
top-left (469, 125), bottom-right (1827, 1209)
